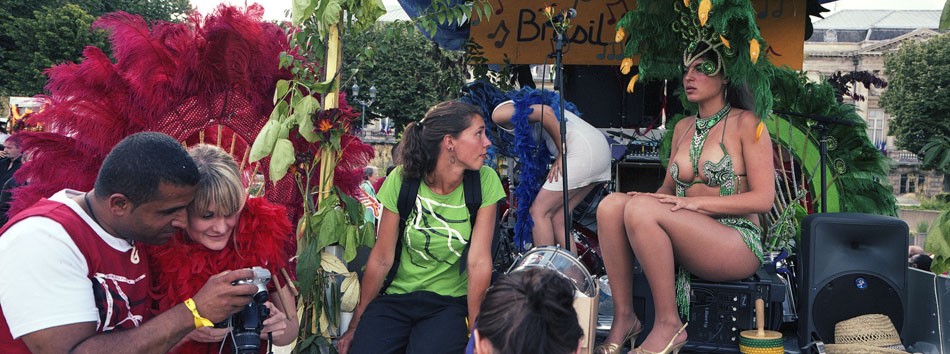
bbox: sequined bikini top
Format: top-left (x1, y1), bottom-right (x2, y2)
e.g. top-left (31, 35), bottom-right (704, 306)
top-left (670, 105), bottom-right (741, 197)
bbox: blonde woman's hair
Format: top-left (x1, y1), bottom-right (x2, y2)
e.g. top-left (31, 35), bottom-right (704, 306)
top-left (188, 144), bottom-right (245, 217)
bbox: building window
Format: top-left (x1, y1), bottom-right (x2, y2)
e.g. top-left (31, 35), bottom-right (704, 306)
top-left (900, 174), bottom-right (908, 194)
top-left (825, 30), bottom-right (837, 42)
top-left (868, 110), bottom-right (885, 146)
top-left (918, 175), bottom-right (926, 194)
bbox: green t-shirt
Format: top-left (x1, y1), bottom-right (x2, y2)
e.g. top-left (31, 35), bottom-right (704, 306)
top-left (378, 165), bottom-right (505, 297)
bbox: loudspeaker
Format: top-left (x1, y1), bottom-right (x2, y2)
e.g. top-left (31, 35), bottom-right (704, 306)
top-left (797, 213), bottom-right (908, 346)
top-left (563, 65), bottom-right (683, 129)
top-left (615, 162), bottom-right (664, 193)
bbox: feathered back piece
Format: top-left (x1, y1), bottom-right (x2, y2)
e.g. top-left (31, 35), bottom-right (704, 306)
top-left (10, 4), bottom-right (300, 216)
top-left (615, 0), bottom-right (773, 119)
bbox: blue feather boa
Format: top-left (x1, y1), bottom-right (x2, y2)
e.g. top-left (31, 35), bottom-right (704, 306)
top-left (461, 82), bottom-right (582, 250)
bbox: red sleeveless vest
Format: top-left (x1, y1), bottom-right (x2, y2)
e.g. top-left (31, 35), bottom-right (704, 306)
top-left (0, 198), bottom-right (152, 353)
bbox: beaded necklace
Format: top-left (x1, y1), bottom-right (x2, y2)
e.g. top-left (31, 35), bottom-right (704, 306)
top-left (689, 103), bottom-right (731, 175)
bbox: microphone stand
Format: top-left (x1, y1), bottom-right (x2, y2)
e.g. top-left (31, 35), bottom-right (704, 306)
top-left (550, 19), bottom-right (572, 250)
top-left (772, 110), bottom-right (854, 213)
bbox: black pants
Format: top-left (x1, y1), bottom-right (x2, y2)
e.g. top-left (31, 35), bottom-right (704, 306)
top-left (350, 291), bottom-right (468, 354)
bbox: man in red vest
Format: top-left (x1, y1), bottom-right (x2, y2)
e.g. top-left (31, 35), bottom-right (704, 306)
top-left (0, 132), bottom-right (260, 353)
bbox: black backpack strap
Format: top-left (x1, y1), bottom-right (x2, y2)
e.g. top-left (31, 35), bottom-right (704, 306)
top-left (379, 176), bottom-right (420, 295)
top-left (458, 169), bottom-right (482, 274)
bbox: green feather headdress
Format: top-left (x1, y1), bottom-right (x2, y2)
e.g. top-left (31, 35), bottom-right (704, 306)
top-left (615, 0), bottom-right (774, 120)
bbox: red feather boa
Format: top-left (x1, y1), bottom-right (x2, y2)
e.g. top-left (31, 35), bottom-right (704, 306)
top-left (143, 197), bottom-right (294, 354)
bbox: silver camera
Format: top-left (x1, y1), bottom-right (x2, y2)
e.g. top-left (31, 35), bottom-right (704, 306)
top-left (233, 266), bottom-right (271, 299)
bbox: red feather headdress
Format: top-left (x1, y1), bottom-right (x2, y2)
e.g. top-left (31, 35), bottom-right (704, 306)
top-left (10, 4), bottom-right (368, 220)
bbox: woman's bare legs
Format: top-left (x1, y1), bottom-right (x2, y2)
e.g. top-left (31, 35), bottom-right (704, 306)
top-left (623, 195), bottom-right (760, 352)
top-left (596, 192), bottom-right (641, 346)
top-left (531, 183), bottom-right (598, 253)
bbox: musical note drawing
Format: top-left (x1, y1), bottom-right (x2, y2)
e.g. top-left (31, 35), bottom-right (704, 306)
top-left (772, 0), bottom-right (784, 18)
top-left (758, 0), bottom-right (784, 19)
top-left (495, 0), bottom-right (504, 15)
top-left (572, 0), bottom-right (592, 8)
top-left (605, 0), bottom-right (629, 25)
top-left (486, 20), bottom-right (510, 48)
top-left (766, 45), bottom-right (782, 57)
top-left (596, 43), bottom-right (621, 60)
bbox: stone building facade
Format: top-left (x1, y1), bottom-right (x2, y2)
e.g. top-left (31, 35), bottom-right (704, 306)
top-left (802, 10), bottom-right (946, 198)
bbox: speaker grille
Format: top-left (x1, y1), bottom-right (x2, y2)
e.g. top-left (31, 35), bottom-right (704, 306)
top-left (812, 274), bottom-right (903, 343)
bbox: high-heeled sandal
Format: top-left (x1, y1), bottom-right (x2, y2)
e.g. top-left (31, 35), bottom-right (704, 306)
top-left (593, 318), bottom-right (643, 354)
top-left (634, 322), bottom-right (689, 354)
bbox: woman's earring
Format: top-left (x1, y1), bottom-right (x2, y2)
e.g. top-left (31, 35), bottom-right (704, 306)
top-left (450, 154), bottom-right (457, 164)
top-left (448, 146), bottom-right (454, 152)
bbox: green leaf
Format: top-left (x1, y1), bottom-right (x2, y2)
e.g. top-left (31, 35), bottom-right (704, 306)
top-left (296, 238), bottom-right (321, 297)
top-left (249, 120), bottom-right (280, 162)
top-left (343, 224), bottom-right (358, 262)
top-left (292, 0), bottom-right (316, 25)
top-left (940, 0), bottom-right (950, 31)
top-left (330, 130), bottom-right (342, 150)
top-left (317, 208), bottom-right (344, 250)
top-left (318, 192), bottom-right (341, 214)
top-left (295, 95), bottom-right (320, 141)
top-left (274, 79), bottom-right (291, 104)
top-left (270, 100), bottom-right (288, 122)
top-left (311, 76), bottom-right (337, 95)
top-left (926, 211), bottom-right (950, 274)
top-left (321, 0), bottom-right (343, 26)
top-left (340, 191), bottom-right (365, 223)
top-left (268, 138), bottom-right (295, 182)
top-left (360, 221), bottom-right (376, 248)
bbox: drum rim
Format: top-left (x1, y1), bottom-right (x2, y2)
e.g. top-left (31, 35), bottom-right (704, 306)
top-left (507, 245), bottom-right (596, 296)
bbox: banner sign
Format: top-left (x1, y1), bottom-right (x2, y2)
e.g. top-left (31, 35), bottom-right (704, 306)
top-left (470, 0), bottom-right (804, 70)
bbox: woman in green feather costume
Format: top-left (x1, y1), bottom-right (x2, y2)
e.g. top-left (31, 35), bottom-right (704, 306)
top-left (595, 1), bottom-right (776, 353)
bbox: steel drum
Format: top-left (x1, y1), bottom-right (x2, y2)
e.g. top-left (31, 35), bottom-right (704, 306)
top-left (507, 245), bottom-right (597, 297)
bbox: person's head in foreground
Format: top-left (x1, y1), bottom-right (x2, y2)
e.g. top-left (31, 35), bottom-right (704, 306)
top-left (474, 268), bottom-right (584, 354)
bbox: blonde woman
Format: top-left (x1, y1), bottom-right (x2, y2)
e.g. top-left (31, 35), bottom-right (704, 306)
top-left (146, 144), bottom-right (298, 353)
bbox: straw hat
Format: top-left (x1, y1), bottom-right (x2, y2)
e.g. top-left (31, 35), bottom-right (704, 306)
top-left (824, 314), bottom-right (908, 354)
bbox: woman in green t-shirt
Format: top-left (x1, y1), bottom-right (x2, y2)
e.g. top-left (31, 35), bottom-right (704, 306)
top-left (337, 101), bottom-right (505, 354)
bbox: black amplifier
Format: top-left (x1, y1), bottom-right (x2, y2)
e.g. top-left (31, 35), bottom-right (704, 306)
top-left (632, 266), bottom-right (786, 353)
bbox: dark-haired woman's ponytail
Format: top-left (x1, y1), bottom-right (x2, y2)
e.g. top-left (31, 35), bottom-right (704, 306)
top-left (399, 121), bottom-right (430, 180)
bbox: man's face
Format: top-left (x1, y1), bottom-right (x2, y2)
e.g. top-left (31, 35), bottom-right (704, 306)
top-left (116, 182), bottom-right (197, 245)
top-left (3, 141), bottom-right (19, 158)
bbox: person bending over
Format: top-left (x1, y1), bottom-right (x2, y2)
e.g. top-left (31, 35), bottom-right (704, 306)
top-left (491, 98), bottom-right (610, 252)
top-left (337, 101), bottom-right (505, 354)
top-left (145, 144), bottom-right (298, 353)
top-left (0, 132), bottom-right (259, 354)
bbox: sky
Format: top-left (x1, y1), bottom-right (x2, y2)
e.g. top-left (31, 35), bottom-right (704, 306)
top-left (190, 0), bottom-right (403, 22)
top-left (822, 0), bottom-right (945, 14)
top-left (190, 0), bottom-right (946, 22)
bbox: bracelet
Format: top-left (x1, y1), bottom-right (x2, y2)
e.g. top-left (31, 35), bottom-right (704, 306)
top-left (184, 298), bottom-right (214, 329)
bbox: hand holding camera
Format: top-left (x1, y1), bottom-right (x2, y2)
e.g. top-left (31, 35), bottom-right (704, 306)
top-left (191, 268), bottom-right (259, 323)
top-left (224, 266), bottom-right (274, 354)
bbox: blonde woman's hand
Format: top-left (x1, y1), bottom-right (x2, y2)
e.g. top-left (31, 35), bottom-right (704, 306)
top-left (259, 301), bottom-right (288, 339)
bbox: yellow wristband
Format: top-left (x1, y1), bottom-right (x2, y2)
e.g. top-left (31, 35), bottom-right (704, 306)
top-left (184, 298), bottom-right (214, 329)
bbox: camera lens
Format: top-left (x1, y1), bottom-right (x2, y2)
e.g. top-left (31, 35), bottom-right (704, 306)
top-left (233, 331), bottom-right (261, 354)
top-left (252, 290), bottom-right (268, 304)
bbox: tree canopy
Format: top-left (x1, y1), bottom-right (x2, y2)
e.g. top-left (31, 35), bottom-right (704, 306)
top-left (0, 0), bottom-right (190, 96)
top-left (341, 21), bottom-right (466, 134)
top-left (880, 34), bottom-right (950, 155)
